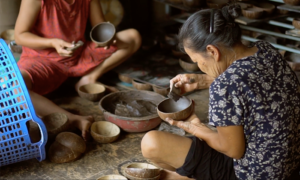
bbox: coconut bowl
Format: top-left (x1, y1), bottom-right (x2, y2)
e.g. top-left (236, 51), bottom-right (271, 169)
top-left (78, 83), bottom-right (106, 102)
top-left (125, 163), bottom-right (162, 179)
top-left (242, 7), bottom-right (264, 19)
top-left (99, 90), bottom-right (165, 132)
top-left (284, 0), bottom-right (300, 6)
top-left (293, 18), bottom-right (300, 30)
top-left (132, 79), bottom-right (152, 91)
top-left (97, 175), bottom-right (127, 180)
top-left (90, 121), bottom-right (120, 143)
top-left (48, 132), bottom-right (86, 163)
top-left (179, 55), bottom-right (200, 72)
top-left (157, 96), bottom-right (193, 121)
top-left (152, 86), bottom-right (170, 97)
top-left (90, 22), bottom-right (116, 47)
top-left (42, 113), bottom-right (69, 140)
top-left (253, 2), bottom-right (275, 15)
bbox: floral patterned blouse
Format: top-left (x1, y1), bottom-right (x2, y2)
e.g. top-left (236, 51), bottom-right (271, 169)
top-left (209, 41), bottom-right (300, 180)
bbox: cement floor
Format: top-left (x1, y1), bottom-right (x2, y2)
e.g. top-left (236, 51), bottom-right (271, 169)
top-left (0, 74), bottom-right (210, 180)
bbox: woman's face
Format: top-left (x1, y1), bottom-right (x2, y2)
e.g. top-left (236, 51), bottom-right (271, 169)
top-left (184, 46), bottom-right (224, 78)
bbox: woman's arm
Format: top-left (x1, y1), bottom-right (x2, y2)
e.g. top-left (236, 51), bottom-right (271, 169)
top-left (14, 0), bottom-right (74, 56)
top-left (89, 0), bottom-right (106, 27)
top-left (15, 0), bottom-right (51, 49)
top-left (170, 74), bottom-right (215, 94)
top-left (165, 114), bottom-right (245, 159)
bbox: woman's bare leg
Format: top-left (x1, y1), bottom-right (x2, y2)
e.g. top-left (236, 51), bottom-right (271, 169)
top-left (141, 131), bottom-right (195, 180)
top-left (22, 71), bottom-right (94, 141)
top-left (75, 28), bottom-right (141, 89)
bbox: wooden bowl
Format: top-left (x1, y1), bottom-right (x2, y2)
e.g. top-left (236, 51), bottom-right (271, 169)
top-left (42, 113), bottom-right (69, 140)
top-left (253, 2), bottom-right (275, 15)
top-left (242, 7), bottom-right (264, 19)
top-left (284, 0), bottom-right (300, 6)
top-left (90, 121), bottom-right (120, 143)
top-left (179, 55), bottom-right (200, 72)
top-left (152, 86), bottom-right (170, 97)
top-left (99, 90), bottom-right (165, 132)
top-left (157, 97), bottom-right (193, 121)
top-left (90, 22), bottom-right (116, 47)
top-left (132, 79), bottom-right (152, 91)
top-left (206, 0), bottom-right (229, 9)
top-left (97, 174), bottom-right (127, 180)
top-left (48, 132), bottom-right (86, 163)
top-left (78, 83), bottom-right (106, 102)
top-left (124, 171), bottom-right (160, 180)
top-left (118, 74), bottom-right (132, 83)
top-left (125, 163), bottom-right (162, 178)
top-left (293, 18), bottom-right (300, 30)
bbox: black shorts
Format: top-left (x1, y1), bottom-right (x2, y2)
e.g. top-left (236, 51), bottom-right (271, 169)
top-left (176, 136), bottom-right (238, 180)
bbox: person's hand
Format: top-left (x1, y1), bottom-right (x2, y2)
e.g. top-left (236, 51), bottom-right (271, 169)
top-left (94, 39), bottom-right (117, 50)
top-left (164, 113), bottom-right (206, 137)
top-left (170, 74), bottom-right (214, 94)
top-left (51, 38), bottom-right (74, 57)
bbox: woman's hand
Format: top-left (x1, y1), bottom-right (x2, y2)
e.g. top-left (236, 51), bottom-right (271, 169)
top-left (164, 113), bottom-right (207, 137)
top-left (170, 74), bottom-right (214, 94)
top-left (51, 39), bottom-right (75, 57)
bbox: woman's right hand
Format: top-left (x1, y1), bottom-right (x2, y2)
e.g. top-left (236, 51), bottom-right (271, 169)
top-left (170, 74), bottom-right (214, 94)
top-left (51, 38), bottom-right (75, 57)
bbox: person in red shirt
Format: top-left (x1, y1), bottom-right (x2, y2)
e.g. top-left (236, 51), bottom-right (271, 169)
top-left (14, 0), bottom-right (141, 140)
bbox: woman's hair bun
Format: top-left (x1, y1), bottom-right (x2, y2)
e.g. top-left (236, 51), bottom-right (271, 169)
top-left (221, 4), bottom-right (242, 22)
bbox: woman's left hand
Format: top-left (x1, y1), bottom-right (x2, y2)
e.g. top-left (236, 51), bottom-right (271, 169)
top-left (164, 113), bottom-right (207, 137)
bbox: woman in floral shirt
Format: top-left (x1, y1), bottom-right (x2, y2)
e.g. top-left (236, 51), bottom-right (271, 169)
top-left (141, 4), bottom-right (300, 180)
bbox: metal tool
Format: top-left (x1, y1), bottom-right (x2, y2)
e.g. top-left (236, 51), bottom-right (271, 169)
top-left (65, 40), bottom-right (84, 51)
top-left (167, 82), bottom-right (182, 101)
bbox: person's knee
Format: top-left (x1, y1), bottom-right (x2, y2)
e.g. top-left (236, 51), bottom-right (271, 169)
top-left (141, 130), bottom-right (161, 159)
top-left (127, 28), bottom-right (142, 50)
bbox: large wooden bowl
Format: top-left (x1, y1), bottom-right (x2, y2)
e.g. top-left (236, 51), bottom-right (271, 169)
top-left (90, 121), bottom-right (120, 143)
top-left (99, 90), bottom-right (165, 132)
top-left (125, 163), bottom-right (162, 178)
top-left (157, 97), bottom-right (193, 121)
top-left (78, 83), bottom-right (106, 102)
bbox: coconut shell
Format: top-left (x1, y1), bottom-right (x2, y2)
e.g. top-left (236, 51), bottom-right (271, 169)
top-left (48, 141), bottom-right (82, 163)
top-left (48, 132), bottom-right (86, 163)
top-left (55, 132), bottom-right (86, 153)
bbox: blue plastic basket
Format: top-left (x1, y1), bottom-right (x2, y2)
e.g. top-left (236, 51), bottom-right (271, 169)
top-left (0, 39), bottom-right (47, 167)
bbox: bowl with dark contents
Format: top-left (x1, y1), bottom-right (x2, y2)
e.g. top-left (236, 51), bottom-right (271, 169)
top-left (157, 96), bottom-right (193, 121)
top-left (99, 90), bottom-right (166, 132)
